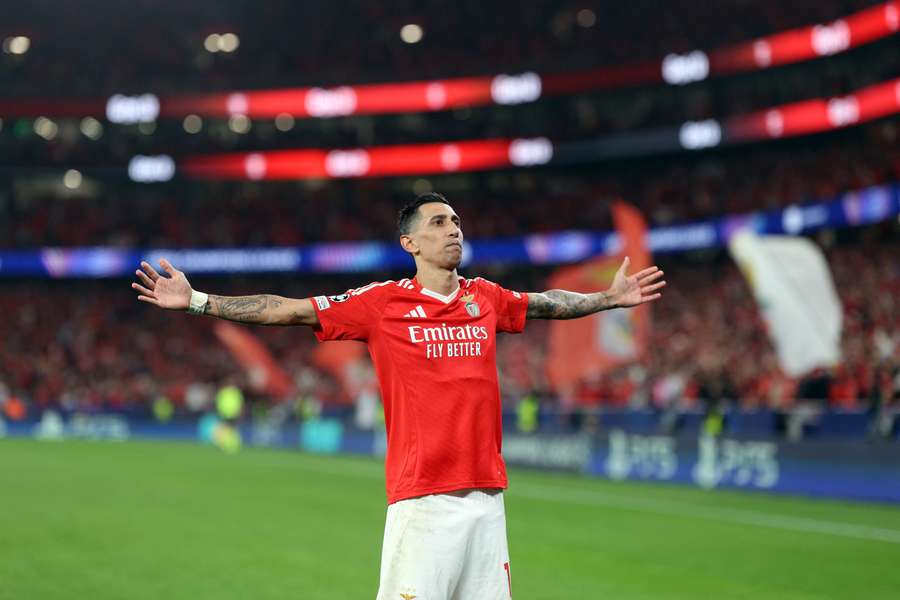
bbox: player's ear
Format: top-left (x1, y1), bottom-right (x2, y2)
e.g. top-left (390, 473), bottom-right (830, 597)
top-left (399, 234), bottom-right (419, 255)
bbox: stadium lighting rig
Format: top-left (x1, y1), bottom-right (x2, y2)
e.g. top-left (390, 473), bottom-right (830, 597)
top-left (204, 32), bottom-right (240, 53)
top-left (400, 24), bottom-right (423, 44)
top-left (62, 169), bottom-right (82, 190)
top-left (182, 114), bottom-right (203, 134)
top-left (2, 36), bottom-right (30, 55)
top-left (79, 117), bottom-right (103, 140)
top-left (576, 9), bottom-right (596, 28)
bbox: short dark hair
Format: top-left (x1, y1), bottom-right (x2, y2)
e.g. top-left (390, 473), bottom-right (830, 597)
top-left (397, 192), bottom-right (451, 235)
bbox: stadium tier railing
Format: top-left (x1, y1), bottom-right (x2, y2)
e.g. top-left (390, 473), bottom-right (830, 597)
top-left (1, 182), bottom-right (896, 278)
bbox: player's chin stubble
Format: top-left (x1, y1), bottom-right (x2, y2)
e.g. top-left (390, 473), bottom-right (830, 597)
top-left (445, 246), bottom-right (462, 268)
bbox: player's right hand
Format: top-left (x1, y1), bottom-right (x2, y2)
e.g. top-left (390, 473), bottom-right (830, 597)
top-left (132, 258), bottom-right (192, 310)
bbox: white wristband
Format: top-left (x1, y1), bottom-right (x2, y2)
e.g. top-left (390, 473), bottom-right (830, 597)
top-left (188, 290), bottom-right (209, 315)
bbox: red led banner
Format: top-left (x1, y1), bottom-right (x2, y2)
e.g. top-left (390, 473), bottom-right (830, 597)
top-left (170, 77), bottom-right (900, 182)
top-left (0, 2), bottom-right (897, 121)
top-left (728, 78), bottom-right (900, 140)
top-left (180, 138), bottom-right (554, 180)
top-left (164, 1), bottom-right (900, 118)
top-left (711, 1), bottom-right (899, 72)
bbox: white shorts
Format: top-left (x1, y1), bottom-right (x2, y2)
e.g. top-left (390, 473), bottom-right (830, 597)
top-left (375, 489), bottom-right (512, 600)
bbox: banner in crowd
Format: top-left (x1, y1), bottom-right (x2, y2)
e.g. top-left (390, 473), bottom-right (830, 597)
top-left (213, 322), bottom-right (294, 399)
top-left (728, 231), bottom-right (842, 376)
top-left (546, 201), bottom-right (651, 389)
top-left (312, 340), bottom-right (370, 405)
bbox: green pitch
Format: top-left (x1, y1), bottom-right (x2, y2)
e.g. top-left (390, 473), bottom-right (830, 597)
top-left (2, 439), bottom-right (899, 599)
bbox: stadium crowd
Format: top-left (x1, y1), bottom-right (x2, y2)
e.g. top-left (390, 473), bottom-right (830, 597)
top-left (1, 225), bottom-right (897, 425)
top-left (2, 0), bottom-right (898, 435)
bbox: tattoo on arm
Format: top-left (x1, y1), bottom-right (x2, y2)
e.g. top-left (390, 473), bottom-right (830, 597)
top-left (526, 289), bottom-right (617, 320)
top-left (203, 294), bottom-right (285, 324)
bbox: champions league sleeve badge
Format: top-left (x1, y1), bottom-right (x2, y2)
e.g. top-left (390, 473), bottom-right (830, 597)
top-left (461, 294), bottom-right (480, 317)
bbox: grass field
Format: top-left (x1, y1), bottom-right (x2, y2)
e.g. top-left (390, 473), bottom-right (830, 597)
top-left (2, 438), bottom-right (899, 599)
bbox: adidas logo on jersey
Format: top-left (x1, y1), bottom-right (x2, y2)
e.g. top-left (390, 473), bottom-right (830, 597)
top-left (403, 305), bottom-right (427, 318)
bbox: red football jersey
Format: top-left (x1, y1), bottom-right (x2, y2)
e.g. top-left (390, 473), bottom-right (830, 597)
top-left (311, 276), bottom-right (529, 503)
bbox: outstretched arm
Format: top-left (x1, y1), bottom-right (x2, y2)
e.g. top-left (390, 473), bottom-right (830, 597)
top-left (131, 259), bottom-right (319, 327)
top-left (526, 257), bottom-right (665, 320)
top-left (202, 293), bottom-right (316, 326)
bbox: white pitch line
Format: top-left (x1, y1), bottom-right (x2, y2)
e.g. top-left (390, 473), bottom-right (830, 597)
top-left (509, 483), bottom-right (900, 545)
top-left (281, 454), bottom-right (900, 545)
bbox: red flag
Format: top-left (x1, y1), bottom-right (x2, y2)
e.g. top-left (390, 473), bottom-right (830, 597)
top-left (612, 200), bottom-right (652, 271)
top-left (213, 322), bottom-right (294, 399)
top-left (545, 201), bottom-right (652, 391)
top-left (313, 340), bottom-right (368, 405)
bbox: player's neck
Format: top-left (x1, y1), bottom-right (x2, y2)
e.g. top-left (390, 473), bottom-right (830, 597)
top-left (414, 266), bottom-right (459, 296)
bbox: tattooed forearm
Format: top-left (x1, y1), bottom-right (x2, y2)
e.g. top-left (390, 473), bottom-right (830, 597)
top-left (204, 294), bottom-right (286, 324)
top-left (198, 293), bottom-right (317, 326)
top-left (526, 289), bottom-right (618, 320)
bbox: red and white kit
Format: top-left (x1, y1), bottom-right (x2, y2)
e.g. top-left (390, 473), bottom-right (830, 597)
top-left (312, 276), bottom-right (527, 599)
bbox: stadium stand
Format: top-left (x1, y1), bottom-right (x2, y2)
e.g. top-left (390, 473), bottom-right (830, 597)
top-left (4, 119), bottom-right (898, 247)
top-left (2, 0), bottom-right (898, 437)
top-left (1, 0), bottom-right (887, 94)
top-left (1, 224), bottom-right (896, 424)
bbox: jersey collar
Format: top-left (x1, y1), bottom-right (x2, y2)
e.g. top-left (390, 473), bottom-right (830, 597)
top-left (412, 276), bottom-right (463, 304)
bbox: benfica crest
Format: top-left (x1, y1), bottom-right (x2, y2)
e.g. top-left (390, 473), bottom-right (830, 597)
top-left (461, 294), bottom-right (480, 317)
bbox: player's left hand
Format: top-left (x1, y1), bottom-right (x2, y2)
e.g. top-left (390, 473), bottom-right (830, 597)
top-left (608, 256), bottom-right (666, 308)
top-left (132, 258), bottom-right (193, 310)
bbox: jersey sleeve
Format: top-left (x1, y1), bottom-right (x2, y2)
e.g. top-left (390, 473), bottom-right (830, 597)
top-left (479, 278), bottom-right (529, 334)
top-left (311, 286), bottom-right (381, 342)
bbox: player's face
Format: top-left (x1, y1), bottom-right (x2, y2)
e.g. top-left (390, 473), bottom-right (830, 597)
top-left (406, 202), bottom-right (464, 269)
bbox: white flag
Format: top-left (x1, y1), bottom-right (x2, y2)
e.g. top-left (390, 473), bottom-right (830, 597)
top-left (728, 231), bottom-right (842, 377)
